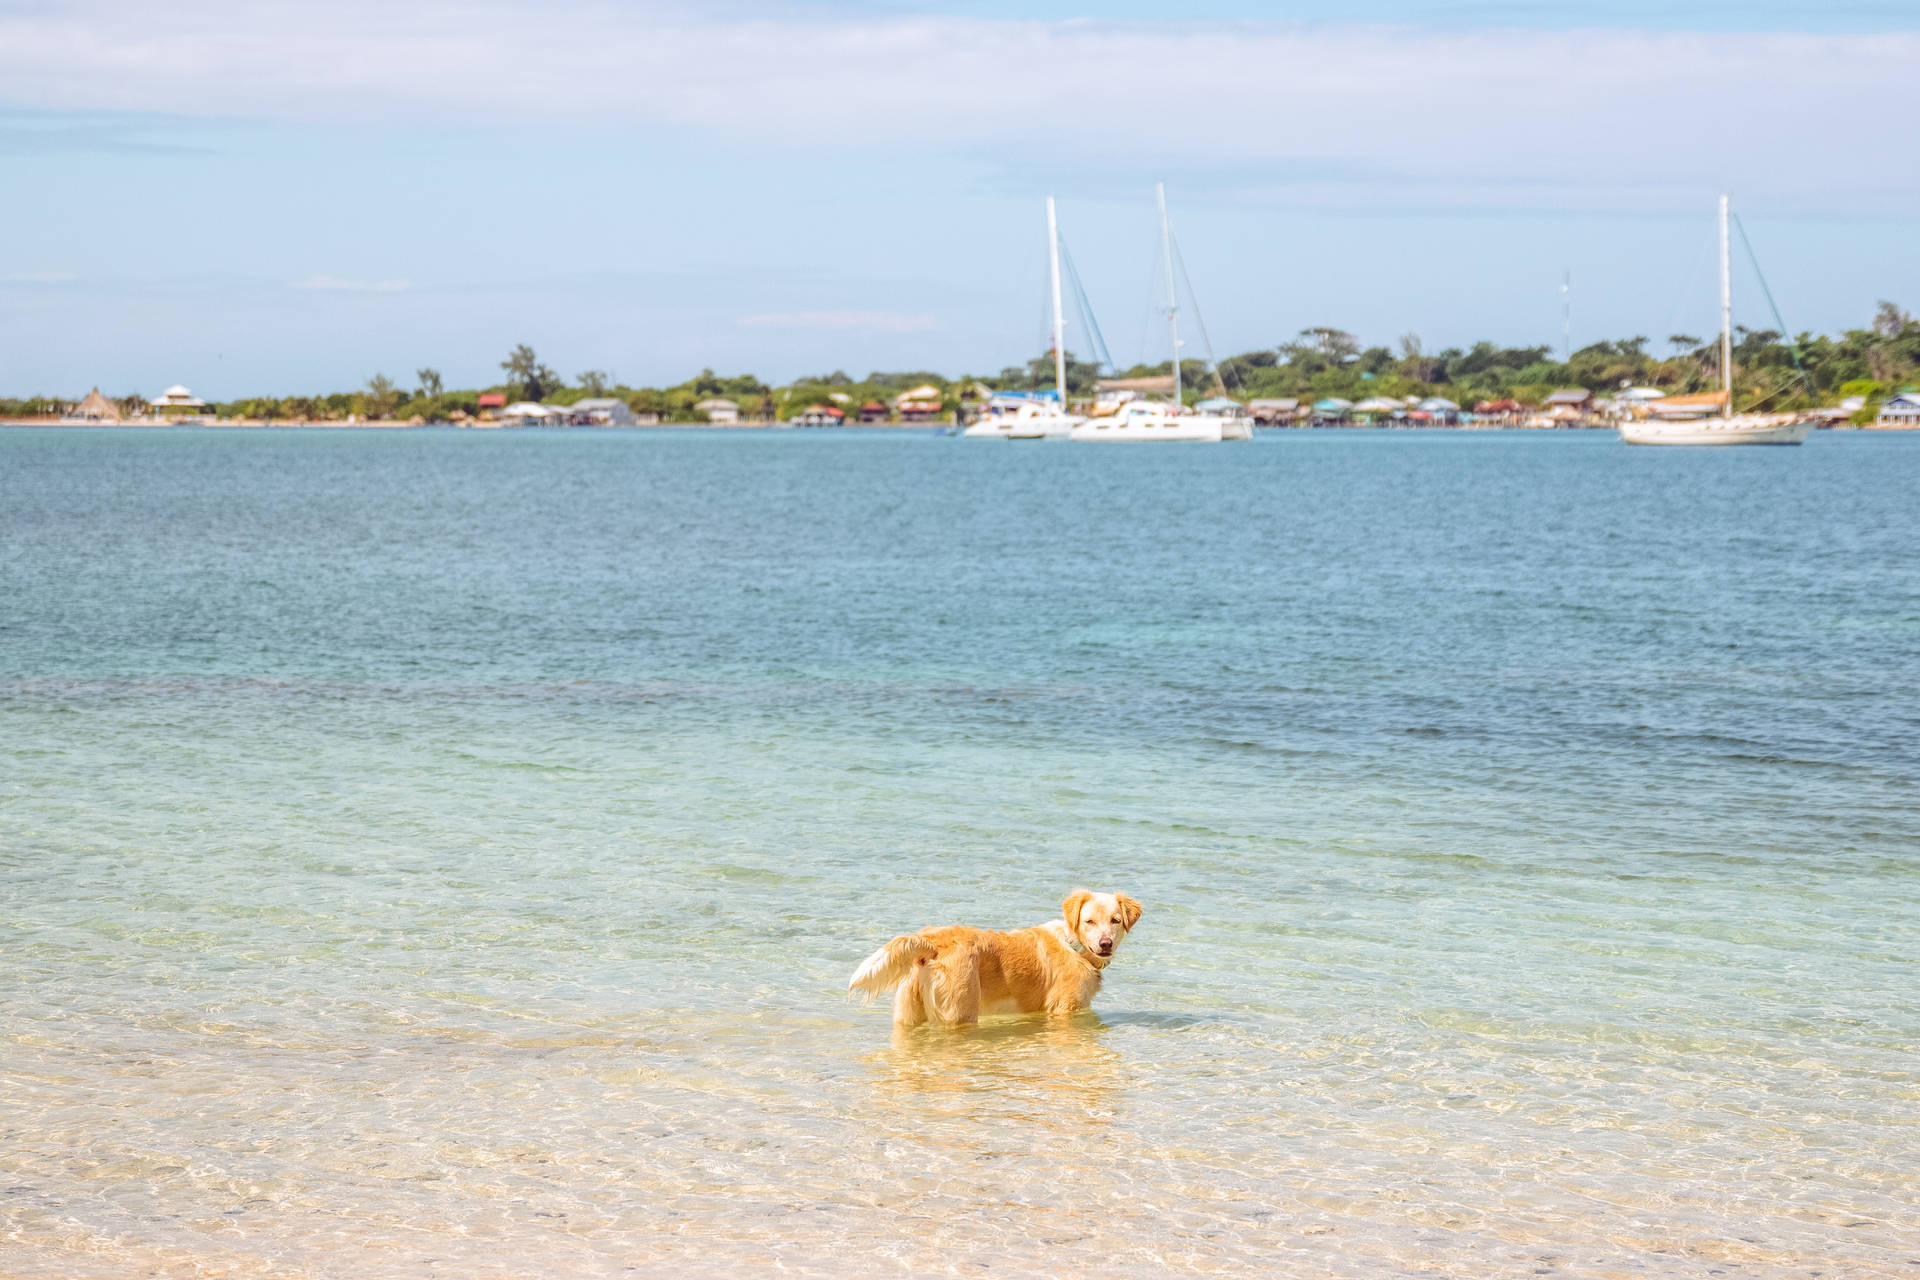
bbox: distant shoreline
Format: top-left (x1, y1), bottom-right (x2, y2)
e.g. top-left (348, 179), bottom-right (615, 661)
top-left (0, 418), bottom-right (946, 431)
top-left (6, 419), bottom-right (1913, 433)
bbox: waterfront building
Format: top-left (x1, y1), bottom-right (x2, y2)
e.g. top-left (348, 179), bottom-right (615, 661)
top-left (149, 385), bottom-right (209, 418)
top-left (570, 398), bottom-right (637, 426)
top-left (499, 401), bottom-right (560, 424)
top-left (1877, 392), bottom-right (1920, 427)
top-left (1247, 398), bottom-right (1299, 425)
top-left (891, 384), bottom-right (944, 421)
top-left (1310, 397), bottom-right (1354, 424)
top-left (1096, 375), bottom-right (1175, 399)
top-left (1352, 396), bottom-right (1406, 423)
top-left (695, 398), bottom-right (741, 424)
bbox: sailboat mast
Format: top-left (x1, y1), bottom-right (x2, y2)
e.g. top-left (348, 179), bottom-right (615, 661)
top-left (1720, 193), bottom-right (1732, 420)
top-left (1561, 270), bottom-right (1571, 364)
top-left (1158, 181), bottom-right (1181, 406)
top-left (1047, 196), bottom-right (1067, 412)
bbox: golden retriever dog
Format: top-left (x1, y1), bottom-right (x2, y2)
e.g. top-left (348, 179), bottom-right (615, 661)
top-left (848, 889), bottom-right (1143, 1027)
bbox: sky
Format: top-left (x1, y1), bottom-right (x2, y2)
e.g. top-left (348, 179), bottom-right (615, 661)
top-left (1, 0), bottom-right (1915, 398)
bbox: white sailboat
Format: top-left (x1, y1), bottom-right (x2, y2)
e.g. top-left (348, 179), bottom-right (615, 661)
top-left (1071, 183), bottom-right (1249, 443)
top-left (964, 196), bottom-right (1083, 440)
top-left (1619, 195), bottom-right (1814, 447)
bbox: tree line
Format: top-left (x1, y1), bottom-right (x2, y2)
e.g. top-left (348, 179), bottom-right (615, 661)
top-left (187, 348), bottom-right (768, 425)
top-left (922, 301), bottom-right (1917, 422)
top-left (1193, 300), bottom-right (1917, 421)
top-left (7, 304), bottom-right (1914, 422)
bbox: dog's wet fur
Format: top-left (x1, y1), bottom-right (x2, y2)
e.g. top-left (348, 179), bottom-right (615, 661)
top-left (848, 889), bottom-right (1143, 1027)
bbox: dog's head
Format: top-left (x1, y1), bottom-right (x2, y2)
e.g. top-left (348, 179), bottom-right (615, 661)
top-left (1062, 889), bottom-right (1143, 959)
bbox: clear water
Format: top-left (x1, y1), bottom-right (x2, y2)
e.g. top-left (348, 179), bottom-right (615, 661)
top-left (3, 426), bottom-right (1916, 1278)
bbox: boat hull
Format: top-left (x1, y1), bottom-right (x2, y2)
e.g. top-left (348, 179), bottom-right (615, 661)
top-left (1070, 418), bottom-right (1220, 442)
top-left (963, 415), bottom-right (1079, 439)
top-left (1069, 413), bottom-right (1249, 443)
top-left (1619, 416), bottom-right (1814, 446)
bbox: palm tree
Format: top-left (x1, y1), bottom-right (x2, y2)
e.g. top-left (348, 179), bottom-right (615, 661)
top-left (364, 374), bottom-right (399, 419)
top-left (501, 345), bottom-right (560, 400)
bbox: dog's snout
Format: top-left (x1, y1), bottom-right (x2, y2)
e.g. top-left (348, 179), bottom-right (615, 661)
top-left (1096, 937), bottom-right (1115, 954)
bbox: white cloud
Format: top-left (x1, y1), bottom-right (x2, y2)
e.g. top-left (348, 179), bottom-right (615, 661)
top-left (0, 3), bottom-right (1913, 210)
top-left (292, 275), bottom-right (410, 292)
top-left (738, 310), bottom-right (936, 333)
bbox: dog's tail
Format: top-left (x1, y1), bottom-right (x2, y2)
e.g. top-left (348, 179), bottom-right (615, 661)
top-left (848, 933), bottom-right (937, 1001)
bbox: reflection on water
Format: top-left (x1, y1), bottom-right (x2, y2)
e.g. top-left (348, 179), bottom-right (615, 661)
top-left (2, 428), bottom-right (1918, 1276)
top-left (873, 1013), bottom-right (1124, 1109)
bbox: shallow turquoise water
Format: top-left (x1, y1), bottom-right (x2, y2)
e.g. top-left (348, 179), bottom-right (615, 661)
top-left (2, 426), bottom-right (1916, 1277)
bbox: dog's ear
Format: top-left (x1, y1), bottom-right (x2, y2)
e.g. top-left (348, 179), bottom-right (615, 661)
top-left (1061, 888), bottom-right (1093, 933)
top-left (1115, 894), bottom-right (1143, 931)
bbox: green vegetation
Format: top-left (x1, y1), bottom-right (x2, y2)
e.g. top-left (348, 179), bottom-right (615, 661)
top-left (500, 344), bottom-right (562, 401)
top-left (994, 353), bottom-right (1105, 395)
top-left (1195, 302), bottom-right (1920, 414)
top-left (0, 396), bottom-right (68, 417)
top-left (363, 374), bottom-right (400, 419)
top-left (9, 307), bottom-right (1916, 423)
top-left (773, 370), bottom-right (964, 421)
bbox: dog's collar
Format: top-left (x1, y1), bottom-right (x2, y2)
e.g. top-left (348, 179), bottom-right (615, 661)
top-left (1067, 937), bottom-right (1112, 971)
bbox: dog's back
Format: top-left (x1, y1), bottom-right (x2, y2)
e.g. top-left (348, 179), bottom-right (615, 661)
top-left (848, 892), bottom-right (1141, 1028)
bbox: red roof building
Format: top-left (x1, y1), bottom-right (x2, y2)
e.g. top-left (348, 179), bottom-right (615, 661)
top-left (793, 404), bottom-right (846, 426)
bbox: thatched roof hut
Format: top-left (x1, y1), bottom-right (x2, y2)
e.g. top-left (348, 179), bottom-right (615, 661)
top-left (72, 387), bottom-right (121, 422)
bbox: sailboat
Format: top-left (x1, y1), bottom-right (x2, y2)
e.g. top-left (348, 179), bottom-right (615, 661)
top-left (1619, 195), bottom-right (1814, 446)
top-left (964, 196), bottom-right (1083, 440)
top-left (1071, 183), bottom-right (1251, 443)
